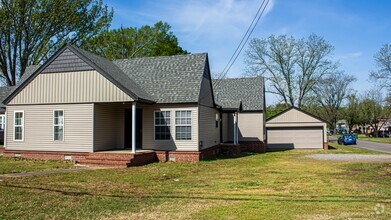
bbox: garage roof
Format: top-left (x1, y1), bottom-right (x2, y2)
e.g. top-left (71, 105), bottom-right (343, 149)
top-left (267, 107), bottom-right (327, 124)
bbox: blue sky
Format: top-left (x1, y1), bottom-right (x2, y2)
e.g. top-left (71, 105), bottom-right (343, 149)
top-left (106, 0), bottom-right (390, 105)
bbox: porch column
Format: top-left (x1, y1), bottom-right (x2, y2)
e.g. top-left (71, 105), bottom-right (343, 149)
top-left (132, 102), bottom-right (136, 154)
top-left (233, 112), bottom-right (238, 145)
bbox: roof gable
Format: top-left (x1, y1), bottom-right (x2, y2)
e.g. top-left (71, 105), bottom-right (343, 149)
top-left (3, 44), bottom-right (154, 104)
top-left (198, 56), bottom-right (215, 107)
top-left (41, 48), bottom-right (93, 73)
top-left (267, 107), bottom-right (325, 123)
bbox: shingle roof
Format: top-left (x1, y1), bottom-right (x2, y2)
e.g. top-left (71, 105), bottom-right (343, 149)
top-left (0, 86), bottom-right (13, 109)
top-left (0, 65), bottom-right (39, 107)
top-left (113, 53), bottom-right (207, 103)
top-left (213, 77), bottom-right (264, 111)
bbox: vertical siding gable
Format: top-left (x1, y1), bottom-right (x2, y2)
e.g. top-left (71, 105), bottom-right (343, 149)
top-left (267, 108), bottom-right (322, 123)
top-left (42, 48), bottom-right (94, 73)
top-left (9, 71), bottom-right (133, 104)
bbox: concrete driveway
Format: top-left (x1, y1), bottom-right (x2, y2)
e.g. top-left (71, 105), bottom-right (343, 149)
top-left (329, 136), bottom-right (391, 154)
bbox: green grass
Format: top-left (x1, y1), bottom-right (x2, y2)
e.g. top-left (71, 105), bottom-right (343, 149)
top-left (358, 135), bottom-right (391, 144)
top-left (0, 146), bottom-right (390, 219)
top-left (324, 141), bottom-right (387, 155)
top-left (0, 156), bottom-right (75, 174)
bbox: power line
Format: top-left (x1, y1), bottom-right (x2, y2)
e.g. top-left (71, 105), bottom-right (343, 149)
top-left (214, 0), bottom-right (269, 89)
top-left (213, 0), bottom-right (266, 83)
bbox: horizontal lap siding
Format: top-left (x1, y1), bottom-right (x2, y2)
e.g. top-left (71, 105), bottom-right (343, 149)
top-left (238, 112), bottom-right (264, 142)
top-left (142, 104), bottom-right (199, 151)
top-left (6, 104), bottom-right (93, 152)
top-left (9, 71), bottom-right (132, 105)
top-left (94, 103), bottom-right (126, 151)
top-left (198, 105), bottom-right (219, 149)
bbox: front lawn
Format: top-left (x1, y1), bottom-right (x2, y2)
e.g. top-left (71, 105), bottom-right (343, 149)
top-left (324, 141), bottom-right (386, 155)
top-left (0, 156), bottom-right (75, 174)
top-left (358, 135), bottom-right (391, 144)
top-left (0, 145), bottom-right (390, 219)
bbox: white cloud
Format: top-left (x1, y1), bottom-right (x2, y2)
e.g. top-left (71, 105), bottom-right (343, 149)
top-left (335, 52), bottom-right (363, 60)
top-left (110, 0), bottom-right (275, 76)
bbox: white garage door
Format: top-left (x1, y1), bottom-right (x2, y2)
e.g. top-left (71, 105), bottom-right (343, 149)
top-left (267, 127), bottom-right (323, 149)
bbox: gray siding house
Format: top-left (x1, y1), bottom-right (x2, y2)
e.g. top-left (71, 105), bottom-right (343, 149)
top-left (1, 44), bottom-right (265, 165)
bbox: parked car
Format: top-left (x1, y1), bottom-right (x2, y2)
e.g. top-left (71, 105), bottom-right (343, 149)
top-left (327, 130), bottom-right (334, 135)
top-left (378, 130), bottom-right (390, 138)
top-left (337, 134), bottom-right (357, 145)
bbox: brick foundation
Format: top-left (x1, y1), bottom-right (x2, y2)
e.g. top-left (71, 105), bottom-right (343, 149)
top-left (1, 142), bottom-right (267, 165)
top-left (155, 151), bottom-right (201, 162)
top-left (240, 141), bottom-right (266, 153)
top-left (323, 142), bottom-right (328, 150)
top-left (0, 146), bottom-right (4, 153)
top-left (2, 150), bottom-right (156, 167)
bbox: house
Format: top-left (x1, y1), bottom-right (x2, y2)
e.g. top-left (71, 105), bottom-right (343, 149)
top-left (0, 86), bottom-right (13, 144)
top-left (1, 44), bottom-right (266, 166)
top-left (266, 107), bottom-right (328, 149)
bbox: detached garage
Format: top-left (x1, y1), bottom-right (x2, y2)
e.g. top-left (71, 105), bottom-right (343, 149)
top-left (266, 107), bottom-right (328, 150)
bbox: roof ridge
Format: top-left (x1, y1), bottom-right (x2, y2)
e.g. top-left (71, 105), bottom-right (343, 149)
top-left (113, 53), bottom-right (207, 62)
top-left (212, 76), bottom-right (262, 81)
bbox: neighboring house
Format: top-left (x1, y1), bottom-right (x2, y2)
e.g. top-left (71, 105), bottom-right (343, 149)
top-left (336, 119), bottom-right (348, 133)
top-left (1, 44), bottom-right (266, 165)
top-left (0, 86), bottom-right (13, 144)
top-left (266, 107), bottom-right (328, 149)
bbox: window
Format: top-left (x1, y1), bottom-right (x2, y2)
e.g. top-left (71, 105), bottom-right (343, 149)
top-left (54, 110), bottom-right (64, 141)
top-left (175, 110), bottom-right (192, 140)
top-left (154, 111), bottom-right (171, 140)
top-left (14, 111), bottom-right (24, 141)
top-left (0, 115), bottom-right (5, 130)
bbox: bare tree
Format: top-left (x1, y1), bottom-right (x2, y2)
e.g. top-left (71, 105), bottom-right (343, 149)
top-left (313, 72), bottom-right (356, 132)
top-left (359, 89), bottom-right (385, 137)
top-left (343, 93), bottom-right (361, 132)
top-left (245, 34), bottom-right (335, 107)
top-left (370, 44), bottom-right (391, 91)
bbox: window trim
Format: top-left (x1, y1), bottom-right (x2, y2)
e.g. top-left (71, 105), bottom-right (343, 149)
top-left (53, 109), bottom-right (65, 141)
top-left (154, 110), bottom-right (171, 141)
top-left (13, 110), bottom-right (24, 142)
top-left (175, 110), bottom-right (192, 141)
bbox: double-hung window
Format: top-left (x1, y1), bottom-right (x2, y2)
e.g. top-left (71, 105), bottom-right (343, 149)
top-left (54, 110), bottom-right (64, 141)
top-left (0, 115), bottom-right (5, 131)
top-left (14, 111), bottom-right (24, 141)
top-left (175, 110), bottom-right (192, 140)
top-left (154, 111), bottom-right (171, 140)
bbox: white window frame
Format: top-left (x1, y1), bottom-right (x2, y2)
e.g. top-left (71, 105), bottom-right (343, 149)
top-left (0, 114), bottom-right (5, 131)
top-left (175, 110), bottom-right (192, 141)
top-left (53, 110), bottom-right (64, 141)
top-left (13, 110), bottom-right (24, 141)
top-left (154, 110), bottom-right (171, 141)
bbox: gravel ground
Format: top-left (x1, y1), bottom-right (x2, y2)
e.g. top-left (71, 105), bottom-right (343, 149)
top-left (306, 154), bottom-right (391, 162)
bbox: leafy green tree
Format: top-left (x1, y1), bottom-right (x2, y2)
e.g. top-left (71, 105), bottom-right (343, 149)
top-left (0, 0), bottom-right (113, 86)
top-left (266, 103), bottom-right (290, 119)
top-left (82, 21), bottom-right (188, 59)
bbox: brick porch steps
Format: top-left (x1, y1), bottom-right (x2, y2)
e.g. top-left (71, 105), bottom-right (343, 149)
top-left (75, 152), bottom-right (157, 167)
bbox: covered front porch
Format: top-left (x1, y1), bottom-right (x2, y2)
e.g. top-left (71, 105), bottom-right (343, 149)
top-left (93, 102), bottom-right (144, 154)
